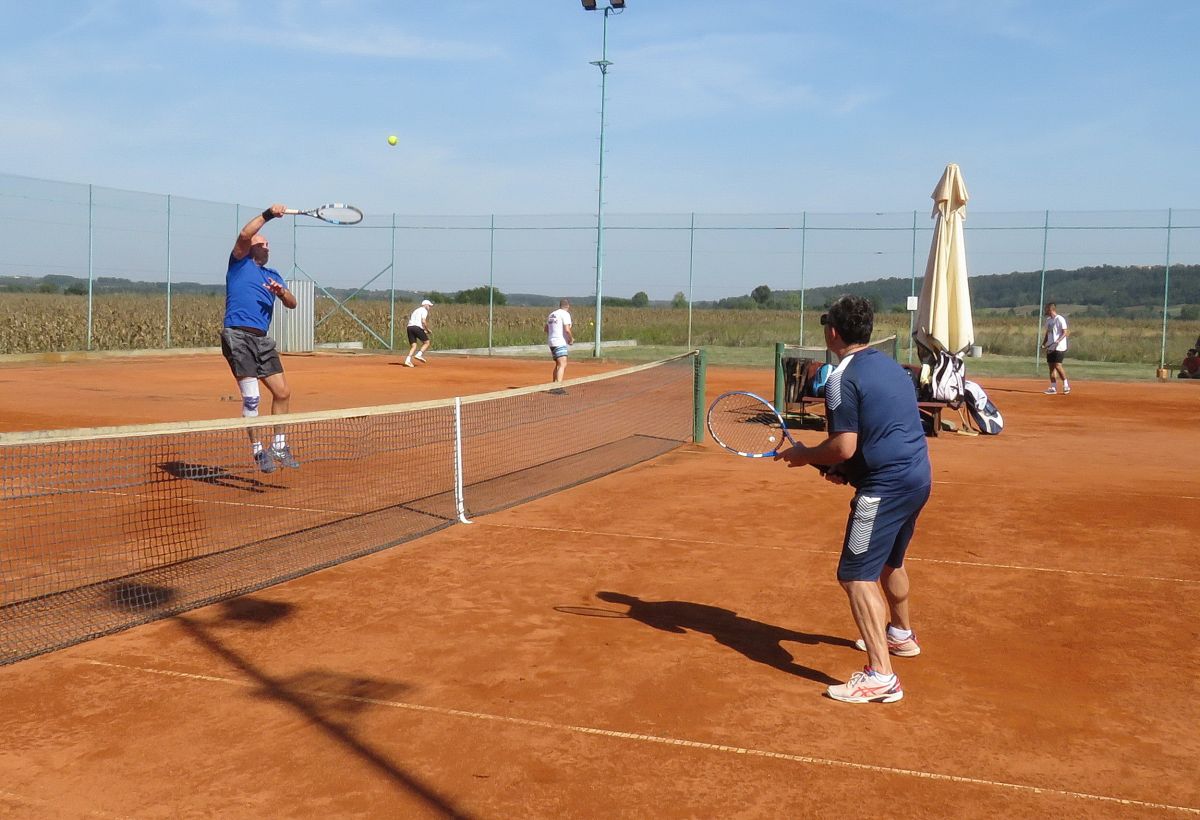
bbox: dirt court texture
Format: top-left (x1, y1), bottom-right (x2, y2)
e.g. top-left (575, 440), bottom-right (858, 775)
top-left (1, 350), bottom-right (1198, 819)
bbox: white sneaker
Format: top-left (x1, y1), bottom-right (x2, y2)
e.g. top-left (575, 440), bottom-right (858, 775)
top-left (826, 667), bottom-right (904, 703)
top-left (402, 359), bottom-right (414, 368)
top-left (1043, 387), bottom-right (1057, 394)
top-left (414, 353), bottom-right (426, 363)
top-left (1063, 385), bottom-right (1071, 394)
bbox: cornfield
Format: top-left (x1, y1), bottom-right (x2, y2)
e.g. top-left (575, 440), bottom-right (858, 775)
top-left (1, 293), bottom-right (1197, 365)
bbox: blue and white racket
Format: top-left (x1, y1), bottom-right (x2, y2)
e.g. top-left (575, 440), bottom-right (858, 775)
top-left (707, 391), bottom-right (796, 458)
top-left (707, 390), bottom-right (830, 473)
top-left (282, 203), bottom-right (364, 225)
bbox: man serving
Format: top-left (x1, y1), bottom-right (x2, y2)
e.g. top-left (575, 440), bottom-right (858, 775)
top-left (221, 203), bottom-right (300, 473)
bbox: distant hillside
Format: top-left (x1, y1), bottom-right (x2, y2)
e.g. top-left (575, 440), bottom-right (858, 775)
top-left (706, 264), bottom-right (1200, 317)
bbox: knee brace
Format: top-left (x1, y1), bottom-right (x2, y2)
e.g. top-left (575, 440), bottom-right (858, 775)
top-left (238, 377), bottom-right (261, 418)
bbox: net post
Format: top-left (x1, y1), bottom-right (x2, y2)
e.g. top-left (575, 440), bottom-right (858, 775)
top-left (774, 342), bottom-right (785, 413)
top-left (692, 349), bottom-right (707, 443)
top-left (454, 397), bottom-right (473, 524)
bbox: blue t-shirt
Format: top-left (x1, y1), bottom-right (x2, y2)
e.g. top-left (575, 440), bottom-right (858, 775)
top-left (825, 347), bottom-right (931, 495)
top-left (223, 254), bottom-right (281, 332)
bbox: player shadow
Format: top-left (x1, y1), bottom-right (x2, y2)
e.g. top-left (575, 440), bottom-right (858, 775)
top-left (596, 591), bottom-right (849, 686)
top-left (176, 602), bottom-right (472, 818)
top-left (159, 461), bottom-right (284, 493)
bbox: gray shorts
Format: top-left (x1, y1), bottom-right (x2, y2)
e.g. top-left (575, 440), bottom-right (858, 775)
top-left (221, 327), bottom-right (283, 380)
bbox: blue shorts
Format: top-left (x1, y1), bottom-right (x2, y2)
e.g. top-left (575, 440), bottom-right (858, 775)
top-left (550, 344), bottom-right (569, 359)
top-left (836, 485), bottom-right (931, 582)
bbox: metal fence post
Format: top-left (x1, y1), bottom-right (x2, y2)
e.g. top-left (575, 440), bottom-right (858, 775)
top-left (1034, 210), bottom-right (1049, 371)
top-left (687, 212), bottom-right (695, 349)
top-left (488, 214), bottom-right (495, 354)
top-left (390, 213), bottom-right (397, 350)
top-left (799, 211), bottom-right (807, 345)
top-left (165, 194), bottom-right (172, 348)
top-left (1159, 208), bottom-right (1173, 368)
top-left (909, 209), bottom-right (918, 363)
top-left (86, 184), bottom-right (94, 351)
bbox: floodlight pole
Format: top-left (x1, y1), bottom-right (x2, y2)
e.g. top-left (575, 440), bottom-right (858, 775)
top-left (590, 6), bottom-right (616, 357)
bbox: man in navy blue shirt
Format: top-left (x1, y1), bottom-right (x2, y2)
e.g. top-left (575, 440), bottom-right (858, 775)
top-left (221, 203), bottom-right (299, 473)
top-left (775, 295), bottom-right (931, 703)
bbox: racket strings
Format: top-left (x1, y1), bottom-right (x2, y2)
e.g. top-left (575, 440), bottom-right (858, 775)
top-left (707, 394), bottom-right (785, 456)
top-left (314, 205), bottom-right (364, 225)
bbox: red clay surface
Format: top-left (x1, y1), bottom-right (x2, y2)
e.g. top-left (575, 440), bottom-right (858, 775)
top-left (1, 350), bottom-right (1199, 818)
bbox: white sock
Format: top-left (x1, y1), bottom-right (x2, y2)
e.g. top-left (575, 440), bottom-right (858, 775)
top-left (1063, 380), bottom-right (1070, 389)
top-left (869, 669), bottom-right (896, 681)
top-left (887, 625), bottom-right (912, 641)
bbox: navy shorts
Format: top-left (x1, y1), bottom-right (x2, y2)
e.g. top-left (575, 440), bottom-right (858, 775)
top-left (836, 485), bottom-right (931, 582)
top-left (220, 327), bottom-right (282, 380)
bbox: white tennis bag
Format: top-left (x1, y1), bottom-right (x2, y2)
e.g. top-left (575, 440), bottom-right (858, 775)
top-left (963, 380), bottom-right (1004, 435)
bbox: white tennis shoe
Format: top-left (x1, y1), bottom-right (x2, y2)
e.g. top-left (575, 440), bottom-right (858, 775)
top-left (827, 667), bottom-right (904, 703)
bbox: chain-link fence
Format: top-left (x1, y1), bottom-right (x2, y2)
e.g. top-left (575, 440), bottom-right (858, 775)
top-left (1, 173), bottom-right (1197, 367)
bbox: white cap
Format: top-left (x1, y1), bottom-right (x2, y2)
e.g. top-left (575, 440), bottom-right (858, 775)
top-left (421, 299), bottom-right (433, 307)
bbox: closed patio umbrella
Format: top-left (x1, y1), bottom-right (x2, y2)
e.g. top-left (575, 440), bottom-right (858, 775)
top-left (914, 163), bottom-right (974, 358)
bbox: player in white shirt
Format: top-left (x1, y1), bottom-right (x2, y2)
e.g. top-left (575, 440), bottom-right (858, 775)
top-left (545, 298), bottom-right (574, 383)
top-left (403, 299), bottom-right (434, 367)
top-left (1041, 302), bottom-right (1070, 394)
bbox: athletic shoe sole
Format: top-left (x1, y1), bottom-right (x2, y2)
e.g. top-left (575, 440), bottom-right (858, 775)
top-left (827, 685), bottom-right (904, 704)
top-left (853, 636), bottom-right (921, 657)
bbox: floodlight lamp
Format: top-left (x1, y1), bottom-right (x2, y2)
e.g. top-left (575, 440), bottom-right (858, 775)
top-left (610, 0), bottom-right (625, 7)
top-left (581, 0), bottom-right (597, 9)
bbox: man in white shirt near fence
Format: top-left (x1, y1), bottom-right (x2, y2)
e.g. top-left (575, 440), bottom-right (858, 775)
top-left (1041, 302), bottom-right (1071, 395)
top-left (403, 299), bottom-right (434, 368)
top-left (545, 298), bottom-right (574, 384)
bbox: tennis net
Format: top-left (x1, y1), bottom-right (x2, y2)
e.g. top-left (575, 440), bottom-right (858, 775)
top-left (0, 352), bottom-right (699, 665)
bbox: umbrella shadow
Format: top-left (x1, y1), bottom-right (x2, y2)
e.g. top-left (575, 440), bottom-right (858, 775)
top-left (596, 591), bottom-right (849, 685)
top-left (176, 600), bottom-right (471, 818)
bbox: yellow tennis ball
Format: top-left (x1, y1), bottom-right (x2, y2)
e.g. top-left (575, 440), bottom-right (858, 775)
top-left (387, 135), bottom-right (398, 146)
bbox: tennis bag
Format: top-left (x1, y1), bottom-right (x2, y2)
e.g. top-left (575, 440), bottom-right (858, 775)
top-left (963, 380), bottom-right (1004, 435)
top-left (923, 350), bottom-right (965, 405)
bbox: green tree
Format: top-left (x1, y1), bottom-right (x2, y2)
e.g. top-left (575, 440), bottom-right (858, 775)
top-left (37, 282), bottom-right (59, 294)
top-left (671, 291), bottom-right (687, 309)
top-left (631, 291), bottom-right (649, 308)
top-left (64, 283), bottom-right (88, 296)
top-left (454, 286), bottom-right (506, 306)
top-left (751, 284), bottom-right (772, 305)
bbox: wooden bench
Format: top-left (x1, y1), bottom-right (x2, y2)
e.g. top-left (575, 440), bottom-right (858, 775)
top-left (783, 397), bottom-right (949, 438)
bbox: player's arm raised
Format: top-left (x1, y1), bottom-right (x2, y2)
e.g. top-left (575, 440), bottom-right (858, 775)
top-left (233, 203), bottom-right (286, 260)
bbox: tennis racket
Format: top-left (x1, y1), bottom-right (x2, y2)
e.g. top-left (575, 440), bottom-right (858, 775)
top-left (707, 390), bottom-right (830, 474)
top-left (707, 390), bottom-right (795, 458)
top-left (282, 204), bottom-right (364, 225)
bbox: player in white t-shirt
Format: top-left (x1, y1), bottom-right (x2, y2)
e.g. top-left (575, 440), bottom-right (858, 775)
top-left (545, 298), bottom-right (574, 383)
top-left (1041, 302), bottom-right (1070, 394)
top-left (403, 299), bottom-right (433, 367)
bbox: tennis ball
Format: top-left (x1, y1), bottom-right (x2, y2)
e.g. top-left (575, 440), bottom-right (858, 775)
top-left (387, 135), bottom-right (398, 146)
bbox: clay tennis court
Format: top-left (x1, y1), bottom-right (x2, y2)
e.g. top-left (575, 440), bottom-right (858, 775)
top-left (1, 350), bottom-right (1198, 818)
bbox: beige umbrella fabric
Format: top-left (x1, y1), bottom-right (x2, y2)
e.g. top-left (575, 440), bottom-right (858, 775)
top-left (914, 163), bottom-right (974, 357)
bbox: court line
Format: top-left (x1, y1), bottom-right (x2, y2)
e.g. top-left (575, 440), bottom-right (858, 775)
top-left (477, 522), bottom-right (1200, 585)
top-left (82, 659), bottom-right (1200, 816)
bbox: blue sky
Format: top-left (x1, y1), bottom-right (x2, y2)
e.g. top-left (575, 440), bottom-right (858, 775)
top-left (1, 2), bottom-right (1197, 300)
top-left (2, 1), bottom-right (1197, 215)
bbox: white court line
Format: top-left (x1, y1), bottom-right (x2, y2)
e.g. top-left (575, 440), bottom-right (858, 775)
top-left (478, 522), bottom-right (1200, 585)
top-left (82, 659), bottom-right (1200, 816)
top-left (678, 449), bottom-right (1200, 501)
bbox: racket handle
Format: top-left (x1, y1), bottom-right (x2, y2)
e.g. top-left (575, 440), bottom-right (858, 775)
top-left (280, 209), bottom-right (301, 215)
